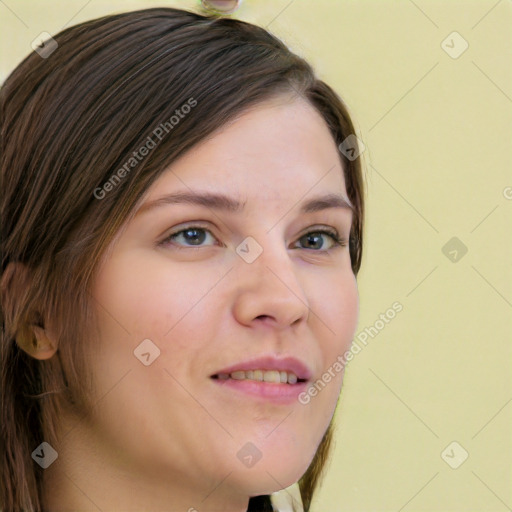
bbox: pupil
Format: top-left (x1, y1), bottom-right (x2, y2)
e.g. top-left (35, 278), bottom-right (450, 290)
top-left (305, 233), bottom-right (322, 249)
top-left (185, 228), bottom-right (205, 245)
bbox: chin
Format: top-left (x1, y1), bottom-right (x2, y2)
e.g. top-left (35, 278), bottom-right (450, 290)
top-left (228, 452), bottom-right (311, 497)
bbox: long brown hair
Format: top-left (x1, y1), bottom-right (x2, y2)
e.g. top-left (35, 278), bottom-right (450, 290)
top-left (0, 7), bottom-right (364, 511)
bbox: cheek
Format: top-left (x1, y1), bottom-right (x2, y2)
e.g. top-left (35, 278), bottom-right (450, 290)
top-left (91, 251), bottom-right (211, 341)
top-left (89, 252), bottom-right (222, 400)
top-left (313, 268), bottom-right (359, 354)
top-left (83, 255), bottom-right (220, 461)
top-left (306, 269), bottom-right (358, 408)
top-left (86, 255), bottom-right (186, 403)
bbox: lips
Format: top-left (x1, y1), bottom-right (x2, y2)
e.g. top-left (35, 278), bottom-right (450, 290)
top-left (210, 355), bottom-right (312, 404)
top-left (210, 355), bottom-right (312, 383)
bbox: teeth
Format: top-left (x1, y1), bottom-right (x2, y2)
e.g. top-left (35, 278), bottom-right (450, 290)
top-left (287, 373), bottom-right (297, 384)
top-left (263, 370), bottom-right (280, 383)
top-left (217, 369), bottom-right (301, 384)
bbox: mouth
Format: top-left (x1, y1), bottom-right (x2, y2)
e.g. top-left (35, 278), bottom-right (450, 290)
top-left (211, 370), bottom-right (307, 385)
top-left (210, 355), bottom-right (312, 404)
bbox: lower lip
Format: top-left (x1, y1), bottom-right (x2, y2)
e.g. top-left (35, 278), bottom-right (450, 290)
top-left (211, 377), bottom-right (308, 404)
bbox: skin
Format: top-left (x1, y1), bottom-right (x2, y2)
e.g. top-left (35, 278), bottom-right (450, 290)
top-left (43, 94), bottom-right (359, 511)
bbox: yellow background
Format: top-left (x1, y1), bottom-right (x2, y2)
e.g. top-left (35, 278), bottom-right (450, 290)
top-left (1, 1), bottom-right (510, 510)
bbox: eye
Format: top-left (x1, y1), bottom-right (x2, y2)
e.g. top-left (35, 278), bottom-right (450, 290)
top-left (294, 228), bottom-right (347, 251)
top-left (159, 225), bottom-right (347, 252)
top-left (160, 225), bottom-right (217, 249)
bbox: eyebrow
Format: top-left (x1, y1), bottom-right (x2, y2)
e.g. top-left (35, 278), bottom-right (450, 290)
top-left (135, 190), bottom-right (354, 216)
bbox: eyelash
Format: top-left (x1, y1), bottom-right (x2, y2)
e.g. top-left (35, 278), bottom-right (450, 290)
top-left (159, 224), bottom-right (348, 252)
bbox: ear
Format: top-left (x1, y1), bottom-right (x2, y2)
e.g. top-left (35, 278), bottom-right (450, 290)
top-left (21, 324), bottom-right (58, 360)
top-left (1, 261), bottom-right (59, 360)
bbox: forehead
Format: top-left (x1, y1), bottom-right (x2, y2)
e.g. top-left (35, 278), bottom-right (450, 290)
top-left (143, 95), bottom-right (348, 204)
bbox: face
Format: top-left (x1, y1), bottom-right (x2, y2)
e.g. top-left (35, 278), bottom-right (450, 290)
top-left (86, 95), bottom-right (359, 501)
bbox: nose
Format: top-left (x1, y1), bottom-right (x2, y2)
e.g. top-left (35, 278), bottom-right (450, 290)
top-left (231, 239), bottom-right (310, 330)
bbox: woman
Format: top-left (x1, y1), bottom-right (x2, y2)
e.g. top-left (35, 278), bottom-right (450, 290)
top-left (0, 7), bottom-right (364, 511)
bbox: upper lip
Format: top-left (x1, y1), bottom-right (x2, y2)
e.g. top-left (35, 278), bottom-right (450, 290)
top-left (211, 355), bottom-right (313, 381)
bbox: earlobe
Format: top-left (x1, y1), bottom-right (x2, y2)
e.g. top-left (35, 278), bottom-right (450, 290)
top-left (29, 324), bottom-right (58, 360)
top-left (16, 323), bottom-right (58, 360)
